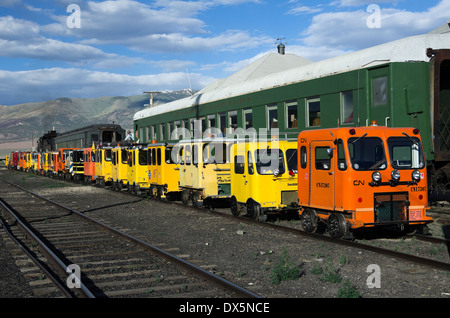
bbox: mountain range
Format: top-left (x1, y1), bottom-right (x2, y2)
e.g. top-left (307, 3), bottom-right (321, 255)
top-left (0, 89), bottom-right (195, 145)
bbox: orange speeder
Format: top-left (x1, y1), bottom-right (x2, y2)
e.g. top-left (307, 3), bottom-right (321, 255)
top-left (297, 123), bottom-right (432, 238)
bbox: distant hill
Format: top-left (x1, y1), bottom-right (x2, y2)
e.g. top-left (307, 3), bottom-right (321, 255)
top-left (0, 89), bottom-right (195, 144)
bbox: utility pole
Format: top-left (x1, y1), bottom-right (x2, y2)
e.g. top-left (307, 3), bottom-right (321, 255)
top-left (143, 91), bottom-right (160, 107)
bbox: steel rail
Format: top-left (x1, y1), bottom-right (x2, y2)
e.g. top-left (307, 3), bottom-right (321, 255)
top-left (0, 197), bottom-right (94, 298)
top-left (96, 179), bottom-right (450, 272)
top-left (163, 200), bottom-right (450, 272)
top-left (0, 177), bottom-right (260, 298)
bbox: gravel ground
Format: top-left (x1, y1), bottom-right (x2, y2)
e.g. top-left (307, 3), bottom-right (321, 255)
top-left (1, 167), bottom-right (449, 301)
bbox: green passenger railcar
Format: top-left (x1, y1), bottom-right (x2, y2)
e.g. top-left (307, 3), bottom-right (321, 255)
top-left (133, 31), bottom-right (450, 201)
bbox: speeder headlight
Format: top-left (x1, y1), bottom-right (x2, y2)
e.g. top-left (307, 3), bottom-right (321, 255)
top-left (372, 171), bottom-right (381, 182)
top-left (412, 170), bottom-right (421, 181)
top-left (391, 169), bottom-right (400, 181)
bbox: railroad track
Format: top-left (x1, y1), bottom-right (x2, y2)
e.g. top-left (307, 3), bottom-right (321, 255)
top-left (0, 176), bottom-right (260, 298)
top-left (2, 168), bottom-right (449, 298)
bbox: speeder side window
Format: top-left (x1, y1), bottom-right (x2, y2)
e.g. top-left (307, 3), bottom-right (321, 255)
top-left (286, 149), bottom-right (297, 172)
top-left (300, 146), bottom-right (307, 169)
top-left (348, 137), bottom-right (386, 170)
top-left (255, 149), bottom-right (285, 175)
top-left (165, 147), bottom-right (176, 164)
top-left (234, 155), bottom-right (245, 174)
top-left (337, 139), bottom-right (347, 171)
top-left (139, 149), bottom-right (148, 165)
top-left (315, 147), bottom-right (331, 170)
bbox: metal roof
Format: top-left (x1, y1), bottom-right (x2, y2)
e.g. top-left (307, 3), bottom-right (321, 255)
top-left (134, 32), bottom-right (450, 121)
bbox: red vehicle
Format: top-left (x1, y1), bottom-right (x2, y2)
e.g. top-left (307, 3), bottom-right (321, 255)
top-left (9, 152), bottom-right (19, 170)
top-left (83, 147), bottom-right (96, 184)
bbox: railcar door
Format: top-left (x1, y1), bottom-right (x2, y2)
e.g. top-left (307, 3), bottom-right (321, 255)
top-left (231, 143), bottom-right (248, 203)
top-left (369, 66), bottom-right (390, 127)
top-left (310, 141), bottom-right (335, 210)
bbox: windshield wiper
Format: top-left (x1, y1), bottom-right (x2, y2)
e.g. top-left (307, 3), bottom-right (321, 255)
top-left (350, 133), bottom-right (367, 144)
top-left (401, 132), bottom-right (419, 146)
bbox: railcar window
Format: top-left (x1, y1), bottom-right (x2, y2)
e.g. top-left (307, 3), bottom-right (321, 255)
top-left (157, 148), bottom-right (162, 165)
top-left (182, 119), bottom-right (189, 134)
top-left (185, 145), bottom-right (191, 165)
top-left (300, 146), bottom-right (307, 169)
top-left (203, 142), bottom-right (227, 164)
top-left (286, 149), bottom-right (297, 171)
top-left (127, 152), bottom-right (132, 167)
top-left (229, 111), bottom-right (238, 132)
top-left (147, 149), bottom-right (152, 165)
top-left (247, 151), bottom-right (254, 175)
top-left (255, 149), bottom-right (285, 175)
top-left (73, 151), bottom-right (84, 162)
top-left (234, 155), bottom-right (245, 174)
top-left (315, 147), bottom-right (330, 170)
top-left (218, 113), bottom-right (226, 135)
top-left (168, 123), bottom-right (174, 139)
top-left (341, 91), bottom-right (354, 124)
top-left (387, 137), bottom-right (424, 169)
top-left (348, 137), bottom-right (386, 170)
top-left (121, 150), bottom-right (127, 164)
top-left (243, 109), bottom-right (253, 130)
top-left (306, 98), bottom-right (321, 127)
top-left (105, 150), bottom-right (112, 161)
top-left (152, 148), bottom-right (156, 165)
top-left (192, 145), bottom-right (198, 165)
top-left (151, 126), bottom-right (156, 141)
top-left (174, 121), bottom-right (181, 140)
top-left (139, 150), bottom-right (148, 165)
top-left (160, 124), bottom-right (166, 141)
top-left (200, 117), bottom-right (206, 134)
top-left (373, 76), bottom-right (387, 106)
top-left (267, 104), bottom-right (278, 129)
top-left (177, 147), bottom-right (184, 164)
top-left (285, 101), bottom-right (298, 129)
top-left (165, 147), bottom-right (175, 164)
top-left (207, 115), bottom-right (215, 130)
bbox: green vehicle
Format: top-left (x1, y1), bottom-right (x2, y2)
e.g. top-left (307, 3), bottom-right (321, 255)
top-left (134, 29), bottom-right (450, 201)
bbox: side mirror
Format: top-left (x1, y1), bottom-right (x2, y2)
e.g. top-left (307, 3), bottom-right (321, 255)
top-left (327, 148), bottom-right (333, 158)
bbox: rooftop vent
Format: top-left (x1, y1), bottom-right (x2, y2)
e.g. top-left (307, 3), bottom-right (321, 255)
top-left (276, 38), bottom-right (286, 55)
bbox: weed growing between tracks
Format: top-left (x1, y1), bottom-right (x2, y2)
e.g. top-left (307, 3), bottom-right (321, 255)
top-left (270, 247), bottom-right (302, 286)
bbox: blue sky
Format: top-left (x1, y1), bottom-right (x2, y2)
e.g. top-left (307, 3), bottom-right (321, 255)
top-left (0, 0), bottom-right (448, 105)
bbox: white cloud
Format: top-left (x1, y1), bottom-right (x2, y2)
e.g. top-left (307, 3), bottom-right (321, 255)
top-left (301, 0), bottom-right (450, 51)
top-left (0, 16), bottom-right (145, 67)
top-left (287, 5), bottom-right (323, 15)
top-left (337, 0), bottom-right (402, 7)
top-left (0, 67), bottom-right (215, 105)
top-left (45, 0), bottom-right (268, 54)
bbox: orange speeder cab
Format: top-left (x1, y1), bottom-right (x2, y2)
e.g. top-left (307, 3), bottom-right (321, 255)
top-left (297, 124), bottom-right (432, 238)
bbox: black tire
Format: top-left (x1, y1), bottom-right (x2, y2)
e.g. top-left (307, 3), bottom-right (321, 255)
top-left (300, 209), bottom-right (319, 233)
top-left (247, 199), bottom-right (261, 220)
top-left (327, 213), bottom-right (347, 238)
top-left (181, 190), bottom-right (189, 205)
top-left (230, 196), bottom-right (240, 216)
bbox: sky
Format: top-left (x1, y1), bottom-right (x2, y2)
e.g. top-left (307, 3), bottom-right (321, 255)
top-left (0, 0), bottom-right (449, 105)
